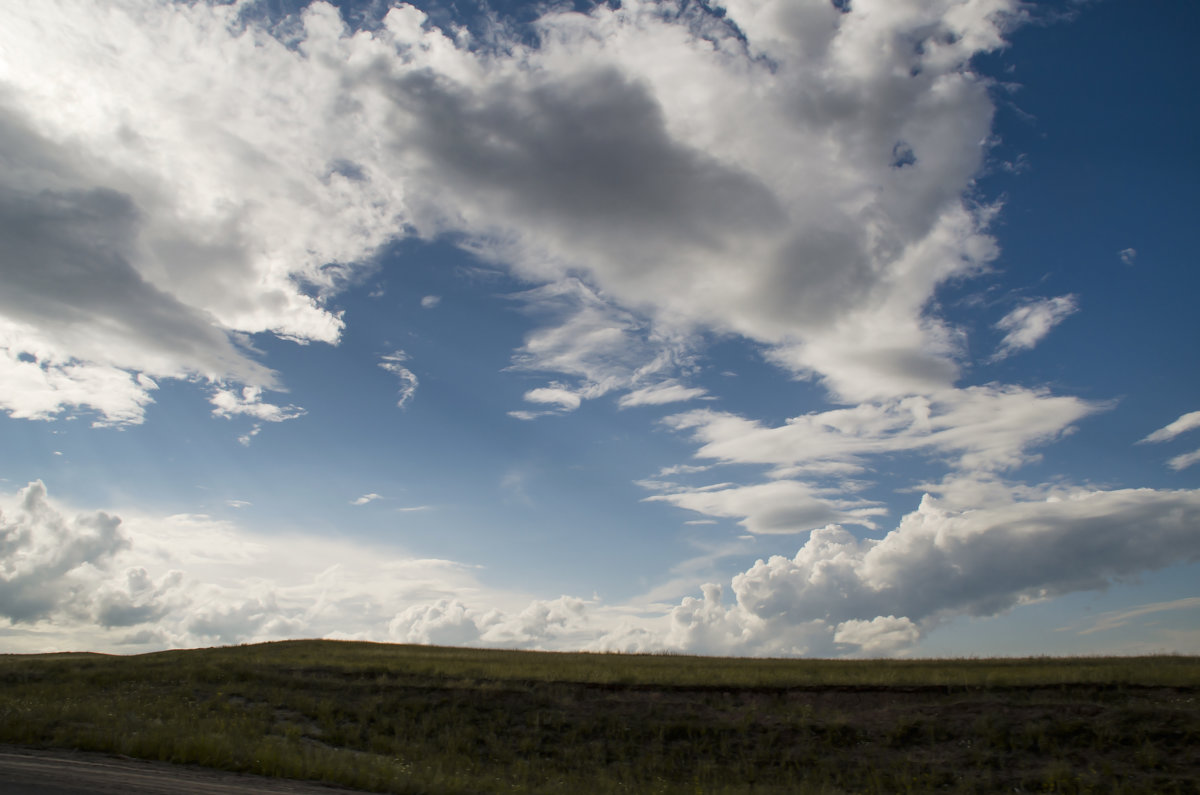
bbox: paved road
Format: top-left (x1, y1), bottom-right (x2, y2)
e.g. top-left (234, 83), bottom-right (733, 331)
top-left (0, 746), bottom-right (369, 794)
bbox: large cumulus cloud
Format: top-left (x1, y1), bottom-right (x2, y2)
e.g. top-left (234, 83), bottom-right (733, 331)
top-left (0, 481), bottom-right (128, 622)
top-left (630, 484), bottom-right (1200, 657)
top-left (0, 1), bottom-right (379, 424)
top-left (0, 0), bottom-right (1036, 423)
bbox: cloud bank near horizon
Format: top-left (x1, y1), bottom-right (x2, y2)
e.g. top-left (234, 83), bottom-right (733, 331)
top-left (4, 480), bottom-right (1198, 657)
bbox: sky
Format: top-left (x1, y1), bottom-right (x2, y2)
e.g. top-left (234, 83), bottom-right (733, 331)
top-left (1, 0), bottom-right (1198, 658)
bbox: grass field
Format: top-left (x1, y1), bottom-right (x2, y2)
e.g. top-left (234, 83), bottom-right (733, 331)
top-left (1, 640), bottom-right (1198, 793)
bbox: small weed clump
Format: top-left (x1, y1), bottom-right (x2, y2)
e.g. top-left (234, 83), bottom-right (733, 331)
top-left (1, 641), bottom-right (1198, 793)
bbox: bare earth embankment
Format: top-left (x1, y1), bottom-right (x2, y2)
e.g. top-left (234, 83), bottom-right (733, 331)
top-left (1, 641), bottom-right (1197, 794)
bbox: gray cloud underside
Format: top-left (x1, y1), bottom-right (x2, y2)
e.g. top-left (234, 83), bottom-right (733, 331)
top-left (0, 481), bottom-right (128, 623)
top-left (389, 66), bottom-right (785, 254)
top-left (0, 108), bottom-right (277, 383)
top-left (0, 0), bottom-right (1033, 422)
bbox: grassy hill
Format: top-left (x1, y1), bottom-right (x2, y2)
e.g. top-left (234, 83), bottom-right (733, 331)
top-left (2, 640), bottom-right (1198, 793)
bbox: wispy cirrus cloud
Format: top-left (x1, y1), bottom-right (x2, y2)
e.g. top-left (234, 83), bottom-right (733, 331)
top-left (1140, 410), bottom-right (1200, 444)
top-left (1140, 410), bottom-right (1200, 470)
top-left (210, 385), bottom-right (306, 445)
top-left (992, 295), bottom-right (1079, 360)
top-left (506, 279), bottom-right (697, 414)
top-left (210, 386), bottom-right (305, 423)
top-left (1074, 596), bottom-right (1200, 637)
top-left (379, 352), bottom-right (419, 409)
top-left (1167, 450), bottom-right (1200, 471)
top-left (619, 382), bottom-right (708, 408)
top-left (523, 386), bottom-right (583, 412)
top-left (661, 386), bottom-right (1100, 477)
top-left (645, 479), bottom-right (886, 536)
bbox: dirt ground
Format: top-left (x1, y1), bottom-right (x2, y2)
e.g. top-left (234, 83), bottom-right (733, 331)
top-left (0, 745), bottom-right (368, 795)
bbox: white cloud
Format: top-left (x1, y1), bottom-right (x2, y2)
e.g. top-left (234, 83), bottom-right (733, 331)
top-left (473, 0), bottom-right (1013, 403)
top-left (237, 426), bottom-right (262, 447)
top-left (656, 463), bottom-right (713, 477)
top-left (1141, 410), bottom-right (1200, 444)
top-left (351, 493), bottom-right (383, 506)
top-left (210, 385), bottom-right (304, 445)
top-left (1119, 247), bottom-right (1137, 265)
top-left (387, 595), bottom-right (595, 649)
top-left (479, 596), bottom-right (592, 646)
top-left (992, 295), bottom-right (1079, 360)
top-left (1140, 411), bottom-right (1200, 470)
top-left (379, 351), bottom-right (418, 408)
top-left (0, 480), bottom-right (600, 653)
top-left (1168, 449), bottom-right (1200, 472)
top-left (210, 385), bottom-right (305, 422)
top-left (7, 1), bottom-right (1188, 662)
top-left (420, 295), bottom-right (441, 309)
top-left (94, 568), bottom-right (185, 630)
top-left (659, 583), bottom-right (770, 656)
top-left (8, 479), bottom-right (1200, 658)
top-left (618, 381), bottom-right (708, 408)
top-left (645, 479), bottom-right (886, 535)
top-left (0, 337), bottom-right (160, 426)
top-left (637, 482), bottom-right (1200, 656)
top-left (507, 409), bottom-right (556, 422)
top-left (1076, 596), bottom-right (1200, 637)
top-left (388, 599), bottom-right (480, 646)
top-left (508, 279), bottom-right (695, 413)
top-left (0, 2), bottom-right (361, 424)
top-left (523, 386), bottom-right (583, 411)
top-left (833, 616), bottom-right (921, 657)
top-left (663, 385), bottom-right (1100, 476)
top-left (1, 0), bottom-right (1035, 419)
top-left (0, 481), bottom-right (129, 622)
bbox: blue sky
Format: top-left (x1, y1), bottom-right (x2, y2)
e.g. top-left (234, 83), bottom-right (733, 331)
top-left (1, 0), bottom-right (1198, 657)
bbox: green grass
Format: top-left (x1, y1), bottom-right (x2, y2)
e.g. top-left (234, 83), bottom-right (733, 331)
top-left (2, 640), bottom-right (1198, 793)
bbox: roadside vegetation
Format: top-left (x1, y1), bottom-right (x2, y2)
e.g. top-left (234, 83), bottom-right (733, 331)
top-left (1, 640), bottom-right (1197, 793)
